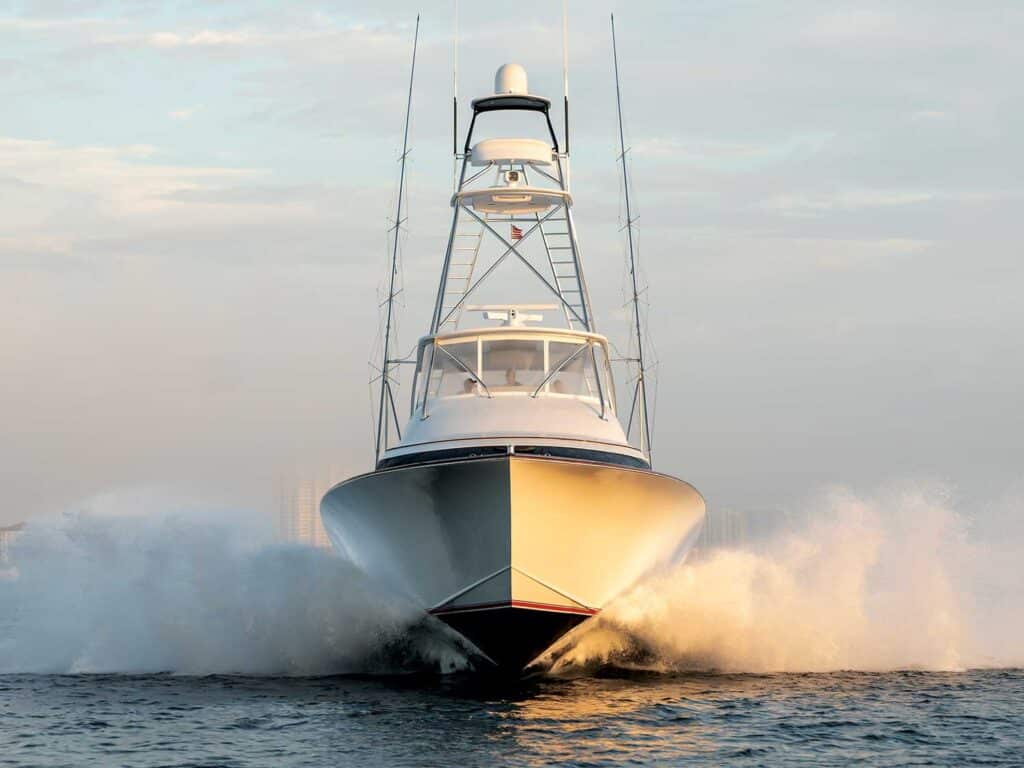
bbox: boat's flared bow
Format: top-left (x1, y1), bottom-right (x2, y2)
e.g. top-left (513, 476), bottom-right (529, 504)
top-left (321, 455), bottom-right (704, 670)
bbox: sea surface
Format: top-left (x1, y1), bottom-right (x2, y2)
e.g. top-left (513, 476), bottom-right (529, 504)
top-left (2, 669), bottom-right (1022, 767)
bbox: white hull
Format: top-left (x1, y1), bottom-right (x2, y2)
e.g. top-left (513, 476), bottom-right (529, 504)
top-left (321, 455), bottom-right (704, 668)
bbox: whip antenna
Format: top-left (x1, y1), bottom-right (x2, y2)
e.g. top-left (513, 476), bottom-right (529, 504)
top-left (452, 0), bottom-right (459, 190)
top-left (611, 13), bottom-right (653, 463)
top-left (562, 0), bottom-right (570, 158)
top-left (375, 15), bottom-right (420, 464)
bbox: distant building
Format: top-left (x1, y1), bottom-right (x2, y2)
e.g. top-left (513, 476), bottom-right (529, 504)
top-left (277, 470), bottom-right (339, 548)
top-left (697, 507), bottom-right (793, 551)
top-left (0, 522), bottom-right (25, 569)
top-left (699, 507), bottom-right (747, 550)
top-left (743, 506), bottom-right (793, 542)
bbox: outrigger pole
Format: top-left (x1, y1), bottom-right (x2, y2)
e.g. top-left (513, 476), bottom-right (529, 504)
top-left (375, 15), bottom-right (420, 464)
top-left (611, 13), bottom-right (653, 463)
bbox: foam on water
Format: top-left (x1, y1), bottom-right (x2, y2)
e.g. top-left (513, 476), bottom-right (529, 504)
top-left (542, 481), bottom-right (1024, 673)
top-left (0, 504), bottom-right (470, 675)
top-left (2, 481), bottom-right (1020, 675)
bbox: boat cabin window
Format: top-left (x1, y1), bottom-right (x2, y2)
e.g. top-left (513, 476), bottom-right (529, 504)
top-left (549, 340), bottom-right (599, 399)
top-left (482, 338), bottom-right (545, 391)
top-left (426, 340), bottom-right (476, 399)
top-left (412, 332), bottom-right (615, 415)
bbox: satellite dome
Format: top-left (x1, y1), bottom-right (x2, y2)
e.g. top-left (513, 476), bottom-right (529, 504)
top-left (494, 63), bottom-right (528, 96)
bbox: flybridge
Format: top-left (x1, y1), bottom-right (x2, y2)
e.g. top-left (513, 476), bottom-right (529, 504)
top-left (373, 19), bottom-right (655, 469)
top-left (370, 62), bottom-right (644, 470)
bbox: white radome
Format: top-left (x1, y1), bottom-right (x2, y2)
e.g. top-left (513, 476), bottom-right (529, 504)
top-left (494, 63), bottom-right (529, 95)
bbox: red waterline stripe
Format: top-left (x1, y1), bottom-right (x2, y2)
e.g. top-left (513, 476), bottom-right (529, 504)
top-left (429, 599), bottom-right (599, 617)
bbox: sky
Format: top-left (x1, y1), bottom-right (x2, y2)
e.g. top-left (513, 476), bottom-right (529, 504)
top-left (1, 1), bottom-right (1022, 525)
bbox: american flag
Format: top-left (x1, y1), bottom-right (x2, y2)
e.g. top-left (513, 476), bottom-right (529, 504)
top-left (510, 224), bottom-right (523, 241)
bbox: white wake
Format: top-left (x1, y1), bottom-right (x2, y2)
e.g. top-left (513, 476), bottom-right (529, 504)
top-left (542, 481), bottom-right (1024, 673)
top-left (3, 481), bottom-right (1020, 675)
top-left (0, 506), bottom-right (469, 675)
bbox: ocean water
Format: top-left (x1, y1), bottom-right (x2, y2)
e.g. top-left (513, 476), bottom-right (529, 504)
top-left (2, 670), bottom-right (1023, 767)
top-left (2, 481), bottom-right (1022, 765)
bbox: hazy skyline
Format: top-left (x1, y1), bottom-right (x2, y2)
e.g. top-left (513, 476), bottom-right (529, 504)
top-left (2, 1), bottom-right (1022, 524)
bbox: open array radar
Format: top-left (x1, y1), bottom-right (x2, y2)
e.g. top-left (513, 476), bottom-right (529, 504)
top-left (321, 54), bottom-right (706, 672)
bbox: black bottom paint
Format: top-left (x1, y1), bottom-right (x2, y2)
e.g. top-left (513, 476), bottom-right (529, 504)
top-left (437, 607), bottom-right (590, 671)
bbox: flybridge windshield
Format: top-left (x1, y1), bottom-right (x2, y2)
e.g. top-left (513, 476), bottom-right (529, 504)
top-left (412, 333), bottom-right (614, 416)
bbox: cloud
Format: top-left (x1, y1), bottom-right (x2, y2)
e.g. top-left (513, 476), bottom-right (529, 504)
top-left (0, 16), bottom-right (111, 31)
top-left (0, 137), bottom-right (268, 261)
top-left (762, 189), bottom-right (936, 215)
top-left (910, 110), bottom-right (950, 122)
top-left (0, 133), bottom-right (398, 275)
top-left (799, 4), bottom-right (1023, 54)
top-left (88, 20), bottom-right (411, 62)
top-left (760, 188), bottom-right (1021, 217)
top-left (633, 133), bottom-right (834, 172)
top-left (808, 237), bottom-right (933, 270)
top-left (145, 29), bottom-right (256, 49)
top-left (168, 106), bottom-right (197, 121)
top-left (801, 9), bottom-right (901, 45)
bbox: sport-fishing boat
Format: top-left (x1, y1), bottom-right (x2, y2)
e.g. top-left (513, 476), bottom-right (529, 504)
top-left (322, 50), bottom-right (705, 671)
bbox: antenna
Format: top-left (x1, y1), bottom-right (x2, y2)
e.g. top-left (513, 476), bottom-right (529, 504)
top-left (375, 15), bottom-right (419, 465)
top-left (611, 13), bottom-right (653, 464)
top-left (453, 0), bottom-right (459, 190)
top-left (562, 0), bottom-right (570, 158)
